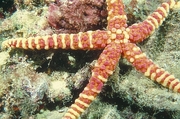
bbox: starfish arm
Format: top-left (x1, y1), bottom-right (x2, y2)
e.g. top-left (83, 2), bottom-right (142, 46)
top-left (123, 43), bottom-right (180, 92)
top-left (127, 0), bottom-right (176, 43)
top-left (106, 0), bottom-right (128, 31)
top-left (1, 30), bottom-right (109, 50)
top-left (62, 41), bottom-right (122, 119)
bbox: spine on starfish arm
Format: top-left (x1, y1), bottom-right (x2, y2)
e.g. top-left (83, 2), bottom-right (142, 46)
top-left (127, 0), bottom-right (177, 43)
top-left (62, 42), bottom-right (122, 119)
top-left (1, 30), bottom-right (109, 50)
top-left (123, 43), bottom-right (180, 93)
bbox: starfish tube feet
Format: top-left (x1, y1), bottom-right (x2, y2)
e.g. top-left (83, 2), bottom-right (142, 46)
top-left (0, 0), bottom-right (180, 118)
top-left (1, 30), bottom-right (109, 50)
top-left (128, 0), bottom-right (176, 43)
top-left (123, 43), bottom-right (180, 92)
top-left (106, 0), bottom-right (127, 30)
top-left (63, 42), bottom-right (122, 119)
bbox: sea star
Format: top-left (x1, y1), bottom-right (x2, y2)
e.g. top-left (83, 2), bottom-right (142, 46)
top-left (1, 0), bottom-right (180, 119)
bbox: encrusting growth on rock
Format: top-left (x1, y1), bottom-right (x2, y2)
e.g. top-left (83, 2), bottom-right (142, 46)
top-left (1, 0), bottom-right (180, 119)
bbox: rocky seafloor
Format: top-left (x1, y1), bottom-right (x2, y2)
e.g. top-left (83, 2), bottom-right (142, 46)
top-left (0, 0), bottom-right (180, 119)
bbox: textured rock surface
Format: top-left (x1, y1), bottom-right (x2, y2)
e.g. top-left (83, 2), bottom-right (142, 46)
top-left (0, 0), bottom-right (180, 118)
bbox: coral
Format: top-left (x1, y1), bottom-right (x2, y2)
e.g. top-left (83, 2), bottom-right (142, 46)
top-left (100, 107), bottom-right (122, 119)
top-left (1, 61), bottom-right (49, 118)
top-left (0, 51), bottom-right (10, 68)
top-left (0, 8), bottom-right (50, 41)
top-left (0, 53), bottom-right (72, 118)
top-left (0, 0), bottom-right (180, 118)
top-left (80, 99), bottom-right (122, 119)
top-left (48, 71), bottom-right (72, 102)
top-left (21, 73), bottom-right (49, 102)
top-left (47, 0), bottom-right (107, 33)
top-left (14, 0), bottom-right (54, 10)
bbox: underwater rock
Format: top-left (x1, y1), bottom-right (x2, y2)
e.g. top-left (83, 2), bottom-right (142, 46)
top-left (47, 0), bottom-right (107, 33)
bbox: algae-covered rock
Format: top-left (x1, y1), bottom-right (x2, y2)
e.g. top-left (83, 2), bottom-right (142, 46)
top-left (36, 110), bottom-right (65, 119)
top-left (0, 0), bottom-right (180, 118)
top-left (0, 51), bottom-right (9, 67)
